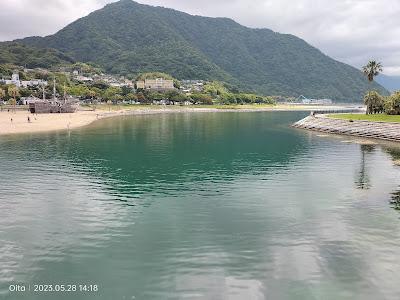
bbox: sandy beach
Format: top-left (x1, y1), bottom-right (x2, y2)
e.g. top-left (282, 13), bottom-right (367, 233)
top-left (0, 104), bottom-right (352, 136)
top-left (0, 110), bottom-right (103, 136)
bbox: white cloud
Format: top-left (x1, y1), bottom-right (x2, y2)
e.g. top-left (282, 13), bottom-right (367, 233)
top-left (0, 0), bottom-right (399, 75)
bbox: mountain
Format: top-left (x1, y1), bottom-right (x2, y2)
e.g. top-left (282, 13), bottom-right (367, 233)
top-left (5, 0), bottom-right (386, 101)
top-left (376, 74), bottom-right (400, 92)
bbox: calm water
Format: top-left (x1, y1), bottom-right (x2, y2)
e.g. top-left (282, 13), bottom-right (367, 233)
top-left (1, 111), bottom-right (400, 300)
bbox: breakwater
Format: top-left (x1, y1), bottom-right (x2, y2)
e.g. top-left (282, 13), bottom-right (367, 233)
top-left (293, 114), bottom-right (400, 142)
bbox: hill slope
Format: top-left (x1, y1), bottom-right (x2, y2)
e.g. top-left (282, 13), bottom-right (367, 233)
top-left (12, 0), bottom-right (385, 101)
top-left (0, 42), bottom-right (75, 69)
top-left (376, 75), bottom-right (400, 92)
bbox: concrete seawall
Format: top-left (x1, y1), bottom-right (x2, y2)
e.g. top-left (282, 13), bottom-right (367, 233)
top-left (293, 115), bottom-right (400, 142)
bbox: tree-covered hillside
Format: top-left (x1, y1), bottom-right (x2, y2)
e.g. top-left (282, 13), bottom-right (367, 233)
top-left (5, 0), bottom-right (387, 101)
top-left (0, 42), bottom-right (75, 69)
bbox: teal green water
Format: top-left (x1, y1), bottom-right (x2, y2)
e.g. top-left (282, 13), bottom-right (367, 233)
top-left (1, 111), bottom-right (400, 300)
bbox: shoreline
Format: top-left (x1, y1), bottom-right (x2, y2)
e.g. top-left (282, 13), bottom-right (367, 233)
top-left (0, 105), bottom-right (353, 136)
top-left (293, 114), bottom-right (400, 142)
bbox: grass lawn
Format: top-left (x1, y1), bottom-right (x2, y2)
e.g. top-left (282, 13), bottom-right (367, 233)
top-left (328, 113), bottom-right (400, 123)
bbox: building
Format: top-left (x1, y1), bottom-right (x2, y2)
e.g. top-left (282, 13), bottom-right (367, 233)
top-left (20, 79), bottom-right (48, 88)
top-left (75, 75), bottom-right (93, 82)
top-left (136, 78), bottom-right (175, 91)
top-left (0, 72), bottom-right (48, 88)
top-left (1, 72), bottom-right (21, 87)
top-left (136, 80), bottom-right (145, 89)
top-left (296, 95), bottom-right (333, 105)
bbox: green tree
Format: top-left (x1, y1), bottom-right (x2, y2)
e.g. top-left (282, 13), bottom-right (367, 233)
top-left (364, 91), bottom-right (384, 114)
top-left (19, 88), bottom-right (31, 98)
top-left (362, 61), bottom-right (383, 115)
top-left (165, 90), bottom-right (180, 102)
top-left (121, 85), bottom-right (133, 96)
top-left (7, 85), bottom-right (19, 112)
top-left (203, 81), bottom-right (228, 97)
top-left (190, 93), bottom-right (213, 105)
top-left (114, 95), bottom-right (124, 103)
top-left (0, 87), bottom-right (5, 111)
top-left (125, 93), bottom-right (138, 103)
top-left (362, 61), bottom-right (383, 82)
top-left (384, 91), bottom-right (400, 115)
top-left (67, 84), bottom-right (89, 97)
top-left (102, 86), bottom-right (122, 101)
top-left (170, 93), bottom-right (188, 104)
top-left (87, 89), bottom-right (96, 100)
top-left (145, 91), bottom-right (164, 102)
top-left (136, 93), bottom-right (146, 103)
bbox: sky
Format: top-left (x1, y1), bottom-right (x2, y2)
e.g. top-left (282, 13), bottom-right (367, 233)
top-left (0, 0), bottom-right (399, 76)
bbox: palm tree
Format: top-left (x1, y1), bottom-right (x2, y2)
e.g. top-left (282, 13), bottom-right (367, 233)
top-left (362, 61), bottom-right (383, 114)
top-left (362, 61), bottom-right (383, 82)
top-left (8, 86), bottom-right (19, 113)
top-left (0, 88), bottom-right (5, 111)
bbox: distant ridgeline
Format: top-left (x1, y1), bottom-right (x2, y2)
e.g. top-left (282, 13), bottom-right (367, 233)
top-left (0, 0), bottom-right (387, 102)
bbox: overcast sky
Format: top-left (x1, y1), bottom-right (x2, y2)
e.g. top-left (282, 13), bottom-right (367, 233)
top-left (1, 0), bottom-right (399, 75)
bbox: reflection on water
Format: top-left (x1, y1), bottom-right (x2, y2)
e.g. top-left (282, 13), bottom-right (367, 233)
top-left (355, 144), bottom-right (375, 190)
top-left (1, 112), bottom-right (400, 300)
top-left (382, 146), bottom-right (400, 213)
top-left (390, 188), bottom-right (400, 211)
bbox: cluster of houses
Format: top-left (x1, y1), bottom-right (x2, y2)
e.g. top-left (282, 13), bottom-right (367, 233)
top-left (179, 80), bottom-right (205, 93)
top-left (1, 66), bottom-right (213, 110)
top-left (70, 70), bottom-right (135, 88)
top-left (295, 95), bottom-right (333, 105)
top-left (70, 69), bottom-right (203, 92)
top-left (0, 72), bottom-right (48, 88)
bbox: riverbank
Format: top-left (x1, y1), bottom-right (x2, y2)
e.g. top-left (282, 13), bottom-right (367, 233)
top-left (293, 114), bottom-right (400, 142)
top-left (0, 104), bottom-right (351, 136)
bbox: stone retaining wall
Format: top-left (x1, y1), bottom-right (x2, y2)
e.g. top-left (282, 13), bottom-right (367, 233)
top-left (293, 115), bottom-right (400, 142)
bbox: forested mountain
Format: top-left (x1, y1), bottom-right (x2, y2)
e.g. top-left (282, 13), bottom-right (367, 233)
top-left (376, 75), bottom-right (400, 92)
top-left (3, 0), bottom-right (386, 101)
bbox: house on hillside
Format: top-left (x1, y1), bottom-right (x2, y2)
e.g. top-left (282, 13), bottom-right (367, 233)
top-left (136, 78), bottom-right (174, 91)
top-left (20, 79), bottom-right (48, 88)
top-left (76, 75), bottom-right (93, 82)
top-left (1, 72), bottom-right (21, 87)
top-left (0, 72), bottom-right (48, 88)
top-left (180, 80), bottom-right (205, 94)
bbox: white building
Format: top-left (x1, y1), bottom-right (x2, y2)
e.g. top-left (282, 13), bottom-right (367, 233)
top-left (0, 72), bottom-right (48, 88)
top-left (20, 79), bottom-right (48, 88)
top-left (76, 75), bottom-right (93, 82)
top-left (1, 72), bottom-right (21, 87)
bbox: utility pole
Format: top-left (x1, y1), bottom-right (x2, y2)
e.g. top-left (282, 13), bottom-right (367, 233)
top-left (63, 83), bottom-right (67, 103)
top-left (53, 77), bottom-right (56, 101)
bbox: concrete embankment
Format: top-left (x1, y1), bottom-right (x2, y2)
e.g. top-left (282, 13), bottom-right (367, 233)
top-left (293, 115), bottom-right (400, 142)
